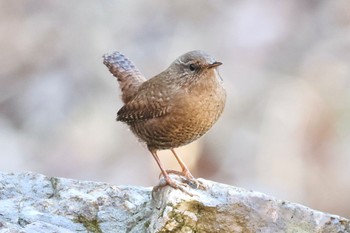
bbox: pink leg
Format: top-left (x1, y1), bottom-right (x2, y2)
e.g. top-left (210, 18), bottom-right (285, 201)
top-left (150, 149), bottom-right (193, 195)
top-left (169, 149), bottom-right (200, 188)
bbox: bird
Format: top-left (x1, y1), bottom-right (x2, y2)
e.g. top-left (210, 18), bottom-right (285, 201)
top-left (103, 50), bottom-right (226, 192)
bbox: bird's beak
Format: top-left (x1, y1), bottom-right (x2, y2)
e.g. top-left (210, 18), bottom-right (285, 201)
top-left (207, 61), bottom-right (223, 69)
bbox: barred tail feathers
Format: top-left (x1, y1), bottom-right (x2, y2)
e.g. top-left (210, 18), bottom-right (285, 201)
top-left (103, 52), bottom-right (146, 103)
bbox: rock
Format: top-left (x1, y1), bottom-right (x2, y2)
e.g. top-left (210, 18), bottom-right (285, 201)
top-left (0, 172), bottom-right (348, 233)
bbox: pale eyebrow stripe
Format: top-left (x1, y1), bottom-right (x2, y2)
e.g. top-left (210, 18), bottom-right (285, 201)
top-left (178, 58), bottom-right (186, 65)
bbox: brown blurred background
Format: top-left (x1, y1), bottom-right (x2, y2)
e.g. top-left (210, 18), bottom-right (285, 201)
top-left (1, 0), bottom-right (350, 218)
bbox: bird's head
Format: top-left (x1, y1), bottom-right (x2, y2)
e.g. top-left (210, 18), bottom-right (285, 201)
top-left (168, 50), bottom-right (222, 87)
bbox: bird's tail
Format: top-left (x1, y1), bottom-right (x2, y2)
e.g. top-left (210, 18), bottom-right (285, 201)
top-left (103, 52), bottom-right (146, 103)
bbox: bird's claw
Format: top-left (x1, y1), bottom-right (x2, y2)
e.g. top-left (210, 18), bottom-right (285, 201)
top-left (153, 175), bottom-right (194, 196)
top-left (164, 169), bottom-right (203, 189)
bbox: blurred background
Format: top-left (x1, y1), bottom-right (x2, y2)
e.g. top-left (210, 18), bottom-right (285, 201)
top-left (1, 0), bottom-right (350, 217)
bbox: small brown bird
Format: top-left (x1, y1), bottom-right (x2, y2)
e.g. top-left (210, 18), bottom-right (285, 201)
top-left (103, 50), bottom-right (226, 191)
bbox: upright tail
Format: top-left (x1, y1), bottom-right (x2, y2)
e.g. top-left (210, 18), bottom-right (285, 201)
top-left (103, 52), bottom-right (146, 103)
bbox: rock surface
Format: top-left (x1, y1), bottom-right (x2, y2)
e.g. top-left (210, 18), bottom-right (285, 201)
top-left (0, 172), bottom-right (349, 233)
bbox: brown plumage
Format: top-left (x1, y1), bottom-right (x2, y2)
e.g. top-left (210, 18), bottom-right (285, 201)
top-left (103, 50), bottom-right (226, 191)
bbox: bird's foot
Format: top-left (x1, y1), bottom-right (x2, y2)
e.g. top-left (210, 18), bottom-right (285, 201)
top-left (154, 174), bottom-right (194, 196)
top-left (164, 169), bottom-right (205, 190)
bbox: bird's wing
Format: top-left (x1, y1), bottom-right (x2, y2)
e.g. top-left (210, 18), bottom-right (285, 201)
top-left (116, 82), bottom-right (173, 123)
top-left (117, 98), bottom-right (169, 123)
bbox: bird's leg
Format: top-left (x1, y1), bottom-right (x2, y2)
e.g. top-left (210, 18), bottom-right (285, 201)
top-left (168, 149), bottom-right (200, 188)
top-left (170, 149), bottom-right (195, 180)
top-left (150, 149), bottom-right (193, 195)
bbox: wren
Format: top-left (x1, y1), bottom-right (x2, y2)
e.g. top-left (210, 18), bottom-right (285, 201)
top-left (103, 50), bottom-right (226, 192)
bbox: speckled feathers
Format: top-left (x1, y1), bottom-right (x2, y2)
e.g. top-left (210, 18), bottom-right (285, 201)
top-left (103, 50), bottom-right (226, 150)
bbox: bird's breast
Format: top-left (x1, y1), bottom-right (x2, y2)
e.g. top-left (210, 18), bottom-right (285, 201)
top-left (166, 69), bottom-right (226, 138)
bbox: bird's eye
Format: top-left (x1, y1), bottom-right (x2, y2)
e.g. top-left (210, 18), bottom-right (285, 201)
top-left (189, 64), bottom-right (196, 71)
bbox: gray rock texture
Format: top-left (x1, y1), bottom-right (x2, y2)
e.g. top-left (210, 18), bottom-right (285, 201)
top-left (0, 172), bottom-right (349, 233)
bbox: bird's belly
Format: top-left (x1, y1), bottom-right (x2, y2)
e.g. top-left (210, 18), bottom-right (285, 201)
top-left (130, 87), bottom-right (226, 150)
